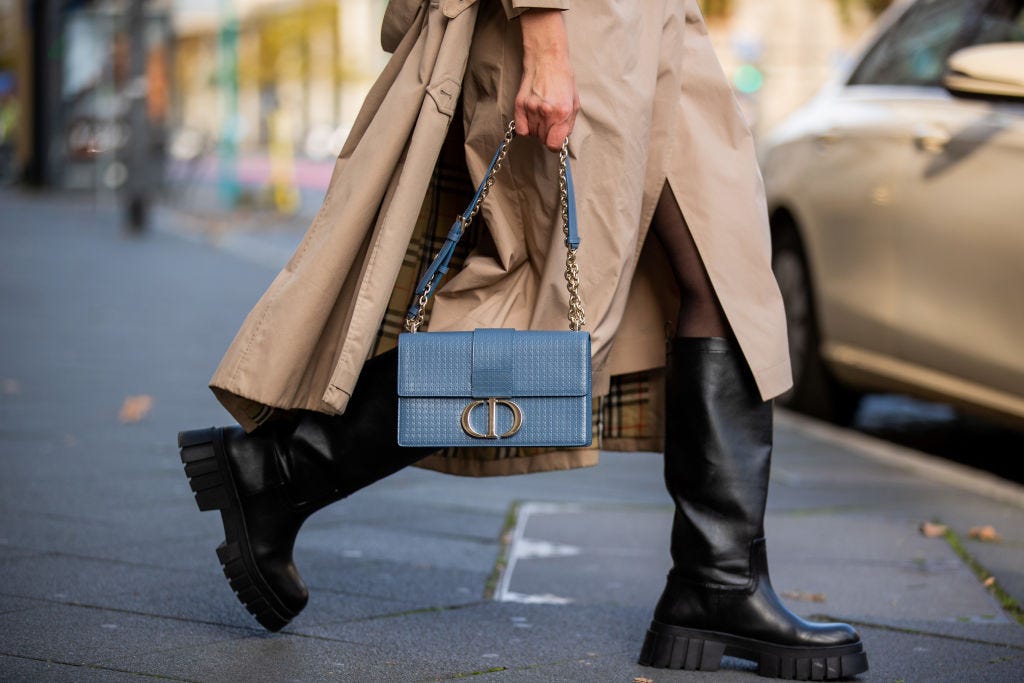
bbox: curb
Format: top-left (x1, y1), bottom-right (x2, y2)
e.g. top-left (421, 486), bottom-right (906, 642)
top-left (776, 409), bottom-right (1024, 509)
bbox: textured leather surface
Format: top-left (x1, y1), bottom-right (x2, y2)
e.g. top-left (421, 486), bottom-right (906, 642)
top-left (565, 156), bottom-right (579, 249)
top-left (663, 336), bottom-right (771, 585)
top-left (397, 329), bottom-right (592, 447)
top-left (470, 328), bottom-right (515, 397)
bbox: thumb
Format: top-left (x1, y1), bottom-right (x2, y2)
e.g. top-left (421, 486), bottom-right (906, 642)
top-left (514, 103), bottom-right (530, 137)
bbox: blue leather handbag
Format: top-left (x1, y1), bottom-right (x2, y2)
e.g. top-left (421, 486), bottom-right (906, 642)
top-left (397, 122), bottom-right (592, 448)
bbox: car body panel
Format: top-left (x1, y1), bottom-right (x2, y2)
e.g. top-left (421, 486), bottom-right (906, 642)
top-left (761, 0), bottom-right (1024, 425)
top-left (895, 92), bottom-right (1024, 399)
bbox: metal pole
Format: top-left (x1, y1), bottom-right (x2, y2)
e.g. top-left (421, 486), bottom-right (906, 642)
top-left (25, 0), bottom-right (62, 187)
top-left (217, 0), bottom-right (239, 208)
top-left (123, 0), bottom-right (151, 232)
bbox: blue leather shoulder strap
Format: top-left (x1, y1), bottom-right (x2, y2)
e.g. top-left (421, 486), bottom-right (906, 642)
top-left (407, 134), bottom-right (579, 320)
top-left (565, 155), bottom-right (579, 250)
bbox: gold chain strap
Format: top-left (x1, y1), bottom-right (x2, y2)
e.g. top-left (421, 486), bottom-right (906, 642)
top-left (559, 143), bottom-right (586, 332)
top-left (405, 121), bottom-right (586, 333)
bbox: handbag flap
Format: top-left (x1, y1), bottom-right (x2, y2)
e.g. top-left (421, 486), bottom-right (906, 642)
top-left (397, 329), bottom-right (591, 398)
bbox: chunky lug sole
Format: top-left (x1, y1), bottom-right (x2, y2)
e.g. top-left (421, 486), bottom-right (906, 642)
top-left (639, 621), bottom-right (869, 680)
top-left (178, 427), bottom-right (298, 632)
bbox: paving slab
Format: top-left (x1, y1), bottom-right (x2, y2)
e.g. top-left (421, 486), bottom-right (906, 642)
top-left (0, 506), bottom-right (204, 558)
top-left (0, 542), bottom-right (44, 563)
top-left (90, 532), bottom-right (486, 628)
top-left (964, 538), bottom-right (1024, 609)
top-left (96, 534), bottom-right (239, 576)
top-left (303, 601), bottom-right (649, 673)
top-left (765, 515), bottom-right (1012, 625)
top-left (0, 552), bottom-right (267, 630)
top-left (315, 496), bottom-right (508, 543)
top-left (773, 558), bottom-right (1008, 626)
top-left (852, 626), bottom-right (1023, 682)
top-left (281, 589), bottom-right (434, 632)
top-left (298, 520), bottom-right (500, 574)
top-left (106, 631), bottom-right (441, 683)
top-left (0, 603), bottom-right (250, 666)
top-left (295, 555), bottom-right (490, 608)
top-left (356, 450), bottom-right (671, 514)
top-left (0, 655), bottom-right (160, 682)
top-left (0, 594), bottom-right (45, 616)
top-left (0, 546), bottom-right (440, 633)
top-left (850, 618), bottom-right (1024, 647)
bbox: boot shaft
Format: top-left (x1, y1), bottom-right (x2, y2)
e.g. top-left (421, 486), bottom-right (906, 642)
top-left (663, 337), bottom-right (773, 586)
top-left (231, 349), bottom-right (435, 508)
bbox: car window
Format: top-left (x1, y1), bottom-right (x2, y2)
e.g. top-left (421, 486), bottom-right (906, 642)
top-left (849, 0), bottom-right (980, 87)
top-left (970, 0), bottom-right (1024, 44)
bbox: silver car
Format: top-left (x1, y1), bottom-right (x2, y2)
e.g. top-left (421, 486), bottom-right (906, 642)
top-left (762, 0), bottom-right (1024, 425)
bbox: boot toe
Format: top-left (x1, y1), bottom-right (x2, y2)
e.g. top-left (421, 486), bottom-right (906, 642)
top-left (261, 556), bottom-right (310, 614)
top-left (801, 620), bottom-right (861, 646)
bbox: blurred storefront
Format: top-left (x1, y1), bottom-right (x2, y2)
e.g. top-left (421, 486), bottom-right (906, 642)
top-left (4, 0), bottom-right (172, 192)
top-left (4, 0), bottom-right (384, 198)
top-left (3, 0), bottom-right (892, 198)
top-left (64, 2), bottom-right (171, 194)
top-left (173, 0), bottom-right (387, 159)
top-left (169, 0), bottom-right (388, 210)
top-left (0, 0), bottom-right (20, 184)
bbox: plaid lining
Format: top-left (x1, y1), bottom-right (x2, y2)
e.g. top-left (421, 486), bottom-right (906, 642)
top-left (600, 370), bottom-right (660, 439)
top-left (371, 122), bottom-right (663, 472)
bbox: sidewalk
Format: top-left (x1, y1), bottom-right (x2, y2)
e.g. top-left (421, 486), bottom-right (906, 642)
top-left (0, 190), bottom-right (1021, 682)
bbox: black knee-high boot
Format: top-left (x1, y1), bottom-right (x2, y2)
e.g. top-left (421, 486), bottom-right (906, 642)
top-left (177, 349), bottom-right (434, 632)
top-left (638, 338), bottom-right (869, 679)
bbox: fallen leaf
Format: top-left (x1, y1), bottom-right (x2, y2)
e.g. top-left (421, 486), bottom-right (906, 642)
top-left (968, 526), bottom-right (1002, 543)
top-left (983, 576), bottom-right (996, 588)
top-left (2, 378), bottom-right (20, 395)
top-left (781, 590), bottom-right (826, 603)
top-left (633, 678), bottom-right (654, 683)
top-left (119, 395), bottom-right (153, 423)
top-left (919, 522), bottom-right (948, 538)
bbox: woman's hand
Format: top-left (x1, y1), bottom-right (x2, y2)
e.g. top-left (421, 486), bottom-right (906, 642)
top-left (515, 10), bottom-right (580, 152)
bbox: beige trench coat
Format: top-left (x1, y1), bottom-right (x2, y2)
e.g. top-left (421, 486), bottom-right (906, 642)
top-left (210, 0), bottom-right (793, 475)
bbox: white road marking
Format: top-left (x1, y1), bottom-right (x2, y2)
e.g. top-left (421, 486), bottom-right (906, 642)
top-left (493, 502), bottom-right (582, 605)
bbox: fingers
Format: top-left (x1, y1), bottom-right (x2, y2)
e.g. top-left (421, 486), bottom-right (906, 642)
top-left (517, 95), bottom-right (577, 151)
top-left (514, 97), bottom-right (531, 137)
top-left (544, 98), bottom-right (578, 152)
top-left (545, 106), bottom-right (575, 152)
top-left (514, 68), bottom-right (580, 152)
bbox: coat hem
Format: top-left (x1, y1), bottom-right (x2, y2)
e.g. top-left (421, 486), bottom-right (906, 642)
top-left (602, 436), bottom-right (663, 454)
top-left (414, 446), bottom-right (599, 477)
top-left (750, 355), bottom-right (794, 402)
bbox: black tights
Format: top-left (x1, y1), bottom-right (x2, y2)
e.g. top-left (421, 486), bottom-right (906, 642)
top-left (651, 183), bottom-right (731, 340)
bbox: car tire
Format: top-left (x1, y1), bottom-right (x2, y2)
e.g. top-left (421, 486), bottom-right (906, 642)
top-left (771, 217), bottom-right (862, 425)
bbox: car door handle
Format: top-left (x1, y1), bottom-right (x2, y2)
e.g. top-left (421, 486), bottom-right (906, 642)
top-left (913, 125), bottom-right (951, 154)
top-left (814, 131), bottom-right (841, 153)
top-left (815, 132), bottom-right (841, 146)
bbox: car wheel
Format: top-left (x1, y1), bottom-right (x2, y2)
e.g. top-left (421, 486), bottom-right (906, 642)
top-left (771, 216), bottom-right (862, 425)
